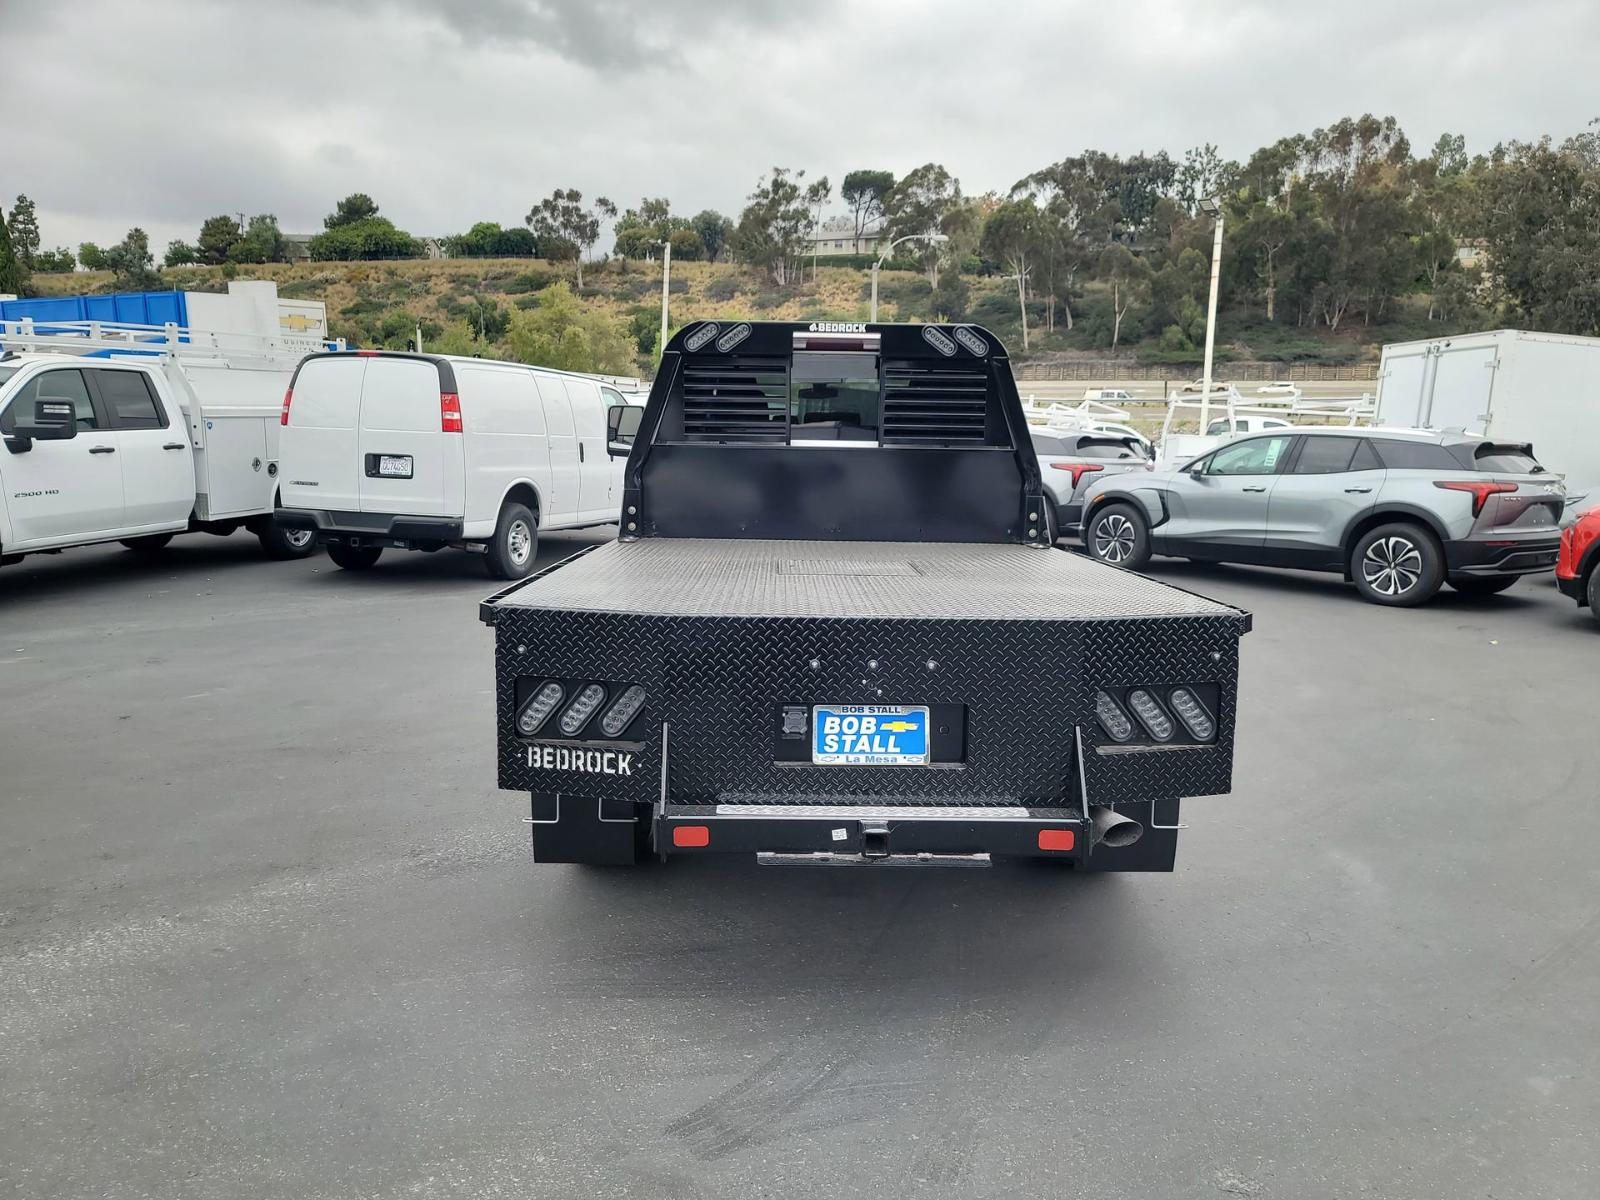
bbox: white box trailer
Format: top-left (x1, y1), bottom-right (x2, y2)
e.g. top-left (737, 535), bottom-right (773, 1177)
top-left (1376, 329), bottom-right (1600, 505)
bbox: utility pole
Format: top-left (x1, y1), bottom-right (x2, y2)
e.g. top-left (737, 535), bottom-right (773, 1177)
top-left (1198, 197), bottom-right (1225, 436)
top-left (659, 238), bottom-right (672, 359)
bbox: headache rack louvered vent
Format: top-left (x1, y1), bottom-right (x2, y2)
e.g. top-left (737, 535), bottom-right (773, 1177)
top-left (882, 360), bottom-right (992, 445)
top-left (680, 357), bottom-right (789, 442)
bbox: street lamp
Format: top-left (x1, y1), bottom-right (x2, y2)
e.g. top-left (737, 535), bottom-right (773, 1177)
top-left (870, 232), bottom-right (949, 322)
top-left (1197, 196), bottom-right (1224, 434)
top-left (659, 238), bottom-right (672, 359)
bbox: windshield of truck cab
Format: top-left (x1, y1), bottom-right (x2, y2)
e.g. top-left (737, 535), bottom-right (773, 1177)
top-left (789, 351), bottom-right (879, 443)
top-left (0, 365), bottom-right (19, 390)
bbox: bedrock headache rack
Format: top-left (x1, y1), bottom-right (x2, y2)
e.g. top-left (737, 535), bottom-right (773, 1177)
top-left (480, 321), bottom-right (1250, 870)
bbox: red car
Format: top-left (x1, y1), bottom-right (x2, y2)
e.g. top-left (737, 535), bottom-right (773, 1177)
top-left (1555, 507), bottom-right (1600, 625)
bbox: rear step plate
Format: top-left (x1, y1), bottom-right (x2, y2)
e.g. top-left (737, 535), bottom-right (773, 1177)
top-left (758, 851), bottom-right (991, 868)
top-left (714, 804), bottom-right (1031, 820)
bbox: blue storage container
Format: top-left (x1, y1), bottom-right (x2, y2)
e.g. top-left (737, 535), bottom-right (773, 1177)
top-left (0, 290), bottom-right (189, 329)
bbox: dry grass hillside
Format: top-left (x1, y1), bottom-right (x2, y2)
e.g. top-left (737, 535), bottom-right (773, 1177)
top-left (32, 256), bottom-right (1408, 373)
top-left (35, 258), bottom-right (998, 369)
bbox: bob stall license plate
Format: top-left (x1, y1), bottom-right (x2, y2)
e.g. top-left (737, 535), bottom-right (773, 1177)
top-left (812, 705), bottom-right (930, 766)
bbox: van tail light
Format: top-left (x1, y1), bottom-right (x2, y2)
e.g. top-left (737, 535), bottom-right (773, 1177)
top-left (440, 391), bottom-right (463, 434)
top-left (279, 386), bottom-right (293, 426)
top-left (1434, 479), bottom-right (1515, 517)
top-left (1050, 462), bottom-right (1105, 489)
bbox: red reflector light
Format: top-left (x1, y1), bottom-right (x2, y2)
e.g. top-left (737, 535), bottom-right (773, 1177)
top-left (279, 386), bottom-right (293, 427)
top-left (1434, 479), bottom-right (1516, 516)
top-left (672, 825), bottom-right (710, 848)
top-left (1049, 462), bottom-right (1106, 488)
top-left (355, 349), bottom-right (381, 357)
top-left (440, 391), bottom-right (463, 434)
top-left (1038, 829), bottom-right (1076, 852)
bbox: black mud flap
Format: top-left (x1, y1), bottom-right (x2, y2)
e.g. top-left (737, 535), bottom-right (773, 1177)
top-left (528, 793), bottom-right (645, 865)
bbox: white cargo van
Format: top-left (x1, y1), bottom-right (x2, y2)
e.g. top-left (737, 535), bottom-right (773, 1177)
top-left (275, 351), bottom-right (631, 578)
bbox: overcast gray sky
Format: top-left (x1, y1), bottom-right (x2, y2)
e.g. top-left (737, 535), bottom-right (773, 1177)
top-left (8, 0), bottom-right (1599, 253)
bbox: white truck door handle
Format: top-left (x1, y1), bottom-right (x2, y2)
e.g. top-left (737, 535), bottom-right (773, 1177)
top-left (1242, 485), bottom-right (1268, 493)
top-left (89, 445), bottom-right (116, 454)
top-left (1344, 487), bottom-right (1372, 494)
top-left (163, 442), bottom-right (185, 450)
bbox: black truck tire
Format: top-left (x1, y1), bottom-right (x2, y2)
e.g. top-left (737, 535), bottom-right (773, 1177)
top-left (1447, 575), bottom-right (1519, 596)
top-left (120, 534), bottom-right (174, 553)
top-left (257, 523), bottom-right (318, 560)
top-left (1085, 503), bottom-right (1152, 571)
top-left (485, 502), bottom-right (538, 580)
top-left (326, 543), bottom-right (383, 571)
top-left (1350, 522), bottom-right (1444, 607)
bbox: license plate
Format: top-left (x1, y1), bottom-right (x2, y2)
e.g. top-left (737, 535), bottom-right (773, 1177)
top-left (812, 705), bottom-right (929, 766)
top-left (377, 455), bottom-right (412, 478)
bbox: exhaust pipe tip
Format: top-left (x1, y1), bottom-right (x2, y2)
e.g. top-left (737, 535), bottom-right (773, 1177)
top-left (1090, 806), bottom-right (1144, 849)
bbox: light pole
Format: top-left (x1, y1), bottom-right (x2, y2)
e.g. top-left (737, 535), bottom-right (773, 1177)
top-left (1197, 196), bottom-right (1225, 434)
top-left (659, 238), bottom-right (672, 358)
top-left (870, 232), bottom-right (949, 322)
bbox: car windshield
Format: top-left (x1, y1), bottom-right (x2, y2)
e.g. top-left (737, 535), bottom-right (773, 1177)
top-left (0, 365), bottom-right (20, 389)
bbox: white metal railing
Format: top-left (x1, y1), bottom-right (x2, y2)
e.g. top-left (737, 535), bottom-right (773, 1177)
top-left (0, 319), bottom-right (343, 367)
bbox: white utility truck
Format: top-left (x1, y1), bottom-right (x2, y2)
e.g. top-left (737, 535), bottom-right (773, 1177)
top-left (0, 320), bottom-right (333, 569)
top-left (1377, 329), bottom-right (1600, 506)
top-left (275, 351), bottom-right (629, 578)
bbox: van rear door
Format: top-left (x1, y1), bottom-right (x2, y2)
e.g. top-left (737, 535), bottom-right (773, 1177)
top-left (357, 357), bottom-right (451, 517)
top-left (280, 356), bottom-right (365, 512)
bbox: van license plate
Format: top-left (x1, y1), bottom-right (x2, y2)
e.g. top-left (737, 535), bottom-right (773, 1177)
top-left (812, 705), bottom-right (929, 766)
top-left (377, 455), bottom-right (413, 478)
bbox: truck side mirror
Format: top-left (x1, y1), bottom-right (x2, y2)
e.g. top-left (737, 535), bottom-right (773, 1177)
top-left (607, 404), bottom-right (642, 457)
top-left (5, 399), bottom-right (78, 453)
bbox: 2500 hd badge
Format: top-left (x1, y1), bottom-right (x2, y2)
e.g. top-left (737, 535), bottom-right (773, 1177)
top-left (526, 745), bottom-right (633, 775)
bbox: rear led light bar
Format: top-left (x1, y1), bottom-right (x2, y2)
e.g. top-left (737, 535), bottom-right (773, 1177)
top-left (1168, 687), bottom-right (1215, 740)
top-left (1095, 691), bottom-right (1135, 742)
top-left (517, 681), bottom-right (565, 735)
top-left (1049, 462), bottom-right (1105, 488)
top-left (1434, 479), bottom-right (1516, 517)
top-left (559, 683), bottom-right (607, 736)
top-left (1126, 689), bottom-right (1175, 741)
top-left (599, 685), bottom-right (646, 738)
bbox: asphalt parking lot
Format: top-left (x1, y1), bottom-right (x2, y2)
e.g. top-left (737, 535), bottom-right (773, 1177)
top-left (2, 531), bottom-right (1596, 1200)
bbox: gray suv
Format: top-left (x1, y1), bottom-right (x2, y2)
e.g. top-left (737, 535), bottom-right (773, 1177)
top-left (1080, 428), bottom-right (1565, 606)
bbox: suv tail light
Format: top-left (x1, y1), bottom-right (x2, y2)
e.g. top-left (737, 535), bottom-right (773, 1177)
top-left (279, 386), bottom-right (293, 426)
top-left (441, 391), bottom-right (463, 434)
top-left (1050, 462), bottom-right (1105, 488)
top-left (1434, 479), bottom-right (1516, 517)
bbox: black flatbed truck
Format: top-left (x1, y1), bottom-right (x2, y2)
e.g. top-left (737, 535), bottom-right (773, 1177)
top-left (481, 321), bottom-right (1250, 870)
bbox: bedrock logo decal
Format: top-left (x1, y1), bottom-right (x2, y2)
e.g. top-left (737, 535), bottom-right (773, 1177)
top-left (526, 745), bottom-right (633, 775)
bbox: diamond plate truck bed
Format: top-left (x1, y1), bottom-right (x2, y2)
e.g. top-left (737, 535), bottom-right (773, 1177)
top-left (480, 321), bottom-right (1250, 870)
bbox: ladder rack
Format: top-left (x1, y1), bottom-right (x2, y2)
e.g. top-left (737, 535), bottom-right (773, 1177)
top-left (0, 318), bottom-right (343, 369)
